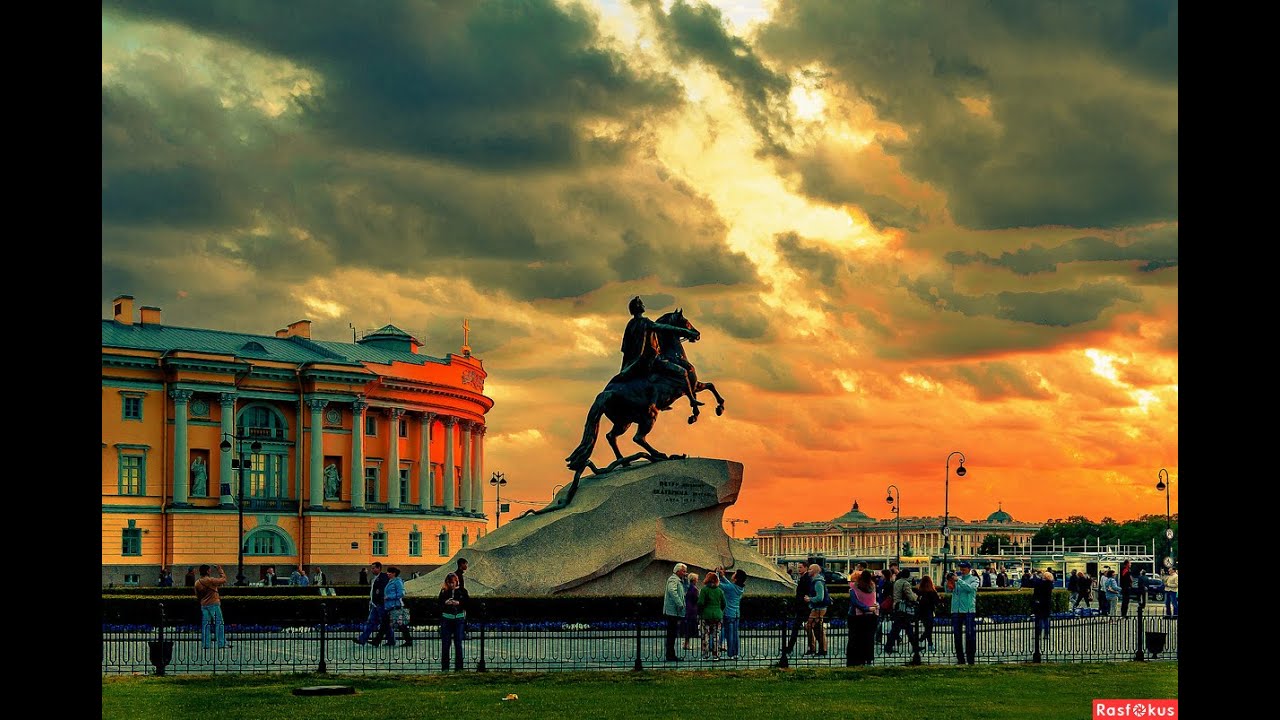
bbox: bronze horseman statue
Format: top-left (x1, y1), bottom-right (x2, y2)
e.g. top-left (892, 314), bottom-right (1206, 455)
top-left (547, 297), bottom-right (726, 512)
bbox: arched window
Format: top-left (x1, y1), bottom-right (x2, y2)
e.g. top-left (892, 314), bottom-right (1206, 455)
top-left (243, 526), bottom-right (295, 556)
top-left (237, 404), bottom-right (289, 440)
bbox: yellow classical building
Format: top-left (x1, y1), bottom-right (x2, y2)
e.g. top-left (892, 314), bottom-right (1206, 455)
top-left (102, 295), bottom-right (493, 587)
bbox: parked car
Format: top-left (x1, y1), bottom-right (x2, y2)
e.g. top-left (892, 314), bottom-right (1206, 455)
top-left (1138, 575), bottom-right (1164, 602)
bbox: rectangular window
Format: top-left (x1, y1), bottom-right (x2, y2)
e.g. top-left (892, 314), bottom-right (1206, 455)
top-left (399, 419), bottom-right (407, 437)
top-left (244, 453), bottom-right (288, 498)
top-left (118, 455), bottom-right (145, 496)
top-left (123, 574), bottom-right (140, 587)
top-left (122, 396), bottom-right (142, 421)
top-left (122, 528), bottom-right (142, 556)
top-left (409, 531), bottom-right (422, 557)
top-left (438, 530), bottom-right (450, 556)
top-left (399, 468), bottom-right (410, 504)
top-left (365, 467), bottom-right (379, 503)
top-left (372, 531), bottom-right (387, 556)
top-left (365, 416), bottom-right (377, 436)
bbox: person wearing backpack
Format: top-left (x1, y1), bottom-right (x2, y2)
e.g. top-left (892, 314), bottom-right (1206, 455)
top-left (884, 567), bottom-right (922, 662)
top-left (802, 563), bottom-right (830, 656)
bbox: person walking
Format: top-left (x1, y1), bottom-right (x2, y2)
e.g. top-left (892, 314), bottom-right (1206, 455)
top-left (1163, 568), bottom-right (1179, 617)
top-left (846, 570), bottom-right (879, 666)
top-left (194, 564), bottom-right (228, 650)
top-left (1032, 570), bottom-right (1054, 643)
top-left (883, 567), bottom-right (922, 663)
top-left (354, 562), bottom-right (390, 646)
top-left (785, 563), bottom-right (815, 656)
top-left (915, 576), bottom-right (941, 652)
top-left (1077, 572), bottom-right (1094, 611)
top-left (951, 561), bottom-right (980, 665)
top-left (184, 567), bottom-right (196, 587)
top-left (1066, 570), bottom-right (1080, 610)
top-left (383, 566), bottom-right (411, 648)
top-left (716, 566), bottom-right (747, 659)
top-left (438, 572), bottom-right (469, 670)
top-left (697, 572), bottom-right (727, 660)
top-left (663, 563), bottom-right (689, 661)
top-left (803, 563), bottom-right (830, 657)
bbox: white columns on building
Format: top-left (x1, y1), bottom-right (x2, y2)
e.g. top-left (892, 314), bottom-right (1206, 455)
top-left (218, 393), bottom-right (236, 506)
top-left (465, 420), bottom-right (476, 515)
top-left (388, 407), bottom-right (404, 510)
top-left (472, 426), bottom-right (485, 516)
top-left (419, 412), bottom-right (434, 511)
top-left (350, 399), bottom-right (366, 509)
top-left (442, 416), bottom-right (456, 511)
top-left (307, 399), bottom-right (327, 509)
top-left (170, 389), bottom-right (193, 505)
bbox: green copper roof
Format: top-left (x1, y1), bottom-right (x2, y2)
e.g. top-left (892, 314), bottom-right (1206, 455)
top-left (102, 320), bottom-right (448, 367)
top-left (832, 500), bottom-right (876, 524)
top-left (986, 504), bottom-right (1014, 523)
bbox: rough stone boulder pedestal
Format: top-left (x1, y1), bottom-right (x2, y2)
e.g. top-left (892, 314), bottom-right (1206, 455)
top-left (405, 457), bottom-right (795, 597)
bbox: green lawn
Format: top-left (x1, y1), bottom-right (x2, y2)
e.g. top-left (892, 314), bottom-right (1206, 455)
top-left (103, 663), bottom-right (1176, 719)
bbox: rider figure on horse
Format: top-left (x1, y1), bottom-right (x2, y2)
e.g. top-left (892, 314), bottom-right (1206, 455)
top-left (614, 296), bottom-right (702, 412)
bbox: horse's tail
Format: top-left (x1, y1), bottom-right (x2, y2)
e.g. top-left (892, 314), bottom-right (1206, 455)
top-left (565, 390), bottom-right (610, 472)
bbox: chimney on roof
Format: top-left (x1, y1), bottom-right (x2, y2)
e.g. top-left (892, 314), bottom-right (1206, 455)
top-left (112, 295), bottom-right (134, 325)
top-left (285, 320), bottom-right (312, 339)
top-left (139, 306), bottom-right (162, 326)
top-left (275, 329), bottom-right (289, 338)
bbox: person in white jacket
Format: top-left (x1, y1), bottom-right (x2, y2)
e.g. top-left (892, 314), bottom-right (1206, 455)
top-left (1163, 569), bottom-right (1179, 617)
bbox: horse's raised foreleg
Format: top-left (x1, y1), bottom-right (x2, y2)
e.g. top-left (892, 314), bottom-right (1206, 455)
top-left (697, 381), bottom-right (726, 417)
top-left (605, 419), bottom-right (632, 463)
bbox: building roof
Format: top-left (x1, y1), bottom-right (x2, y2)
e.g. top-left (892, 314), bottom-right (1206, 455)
top-left (101, 320), bottom-right (447, 367)
top-left (986, 503), bottom-right (1014, 523)
top-left (831, 500), bottom-right (876, 524)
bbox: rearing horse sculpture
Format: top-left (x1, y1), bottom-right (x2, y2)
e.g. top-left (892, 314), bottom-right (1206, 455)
top-left (553, 309), bottom-right (726, 511)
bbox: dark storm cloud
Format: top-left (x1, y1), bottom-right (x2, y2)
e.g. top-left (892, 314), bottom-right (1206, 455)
top-left (790, 157), bottom-right (925, 231)
top-left (694, 298), bottom-right (774, 341)
top-left (102, 5), bottom-right (760, 306)
top-left (759, 0), bottom-right (1178, 229)
top-left (903, 276), bottom-right (1142, 327)
top-left (945, 362), bottom-right (1054, 402)
top-left (105, 0), bottom-right (683, 169)
top-left (637, 0), bottom-right (793, 154)
top-left (946, 228), bottom-right (1178, 275)
top-left (775, 231), bottom-right (852, 288)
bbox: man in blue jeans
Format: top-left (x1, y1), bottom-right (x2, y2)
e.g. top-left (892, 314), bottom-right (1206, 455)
top-left (951, 561), bottom-right (980, 665)
top-left (354, 562), bottom-right (390, 646)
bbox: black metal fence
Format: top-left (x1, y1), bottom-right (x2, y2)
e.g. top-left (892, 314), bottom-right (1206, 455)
top-left (102, 602), bottom-right (1177, 676)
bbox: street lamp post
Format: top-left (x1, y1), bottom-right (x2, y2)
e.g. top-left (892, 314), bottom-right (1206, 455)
top-left (944, 451), bottom-right (967, 578)
top-left (886, 485), bottom-right (902, 565)
top-left (727, 518), bottom-right (749, 539)
top-left (220, 431), bottom-right (263, 586)
top-left (1156, 468), bottom-right (1173, 566)
top-left (490, 472), bottom-right (508, 527)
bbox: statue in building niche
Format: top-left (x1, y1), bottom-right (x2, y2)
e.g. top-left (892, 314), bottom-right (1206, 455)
top-left (190, 456), bottom-right (208, 497)
top-left (549, 297), bottom-right (726, 513)
top-left (324, 463), bottom-right (341, 500)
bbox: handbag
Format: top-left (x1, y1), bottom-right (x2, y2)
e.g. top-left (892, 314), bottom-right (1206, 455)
top-left (389, 606), bottom-right (410, 629)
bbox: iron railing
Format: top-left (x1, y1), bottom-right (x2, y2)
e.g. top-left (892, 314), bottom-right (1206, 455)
top-left (103, 600), bottom-right (1178, 676)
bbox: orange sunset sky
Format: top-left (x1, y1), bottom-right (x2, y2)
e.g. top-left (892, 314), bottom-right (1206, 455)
top-left (101, 0), bottom-right (1179, 531)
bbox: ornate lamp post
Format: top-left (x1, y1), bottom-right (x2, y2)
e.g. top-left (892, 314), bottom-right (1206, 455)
top-left (490, 472), bottom-right (508, 527)
top-left (1156, 468), bottom-right (1173, 566)
top-left (886, 485), bottom-right (902, 565)
top-left (727, 518), bottom-right (749, 539)
top-left (943, 451), bottom-right (967, 578)
top-left (220, 431), bottom-right (263, 586)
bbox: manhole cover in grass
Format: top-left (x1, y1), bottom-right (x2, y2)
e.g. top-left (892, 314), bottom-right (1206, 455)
top-left (293, 686), bottom-right (357, 696)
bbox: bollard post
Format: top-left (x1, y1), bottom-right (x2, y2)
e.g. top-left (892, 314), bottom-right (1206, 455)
top-left (149, 602), bottom-right (173, 677)
top-left (634, 600), bottom-right (644, 671)
top-left (777, 604), bottom-right (790, 669)
top-left (1133, 588), bottom-right (1146, 661)
top-left (476, 601), bottom-right (487, 672)
top-left (318, 602), bottom-right (328, 674)
top-left (1032, 618), bottom-right (1041, 663)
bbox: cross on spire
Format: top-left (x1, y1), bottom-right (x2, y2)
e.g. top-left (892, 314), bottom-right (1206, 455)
top-left (462, 318), bottom-right (471, 356)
